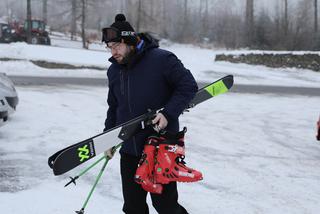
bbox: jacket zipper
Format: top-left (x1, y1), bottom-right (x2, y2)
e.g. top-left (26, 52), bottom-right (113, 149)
top-left (120, 69), bottom-right (124, 95)
top-left (127, 74), bottom-right (139, 156)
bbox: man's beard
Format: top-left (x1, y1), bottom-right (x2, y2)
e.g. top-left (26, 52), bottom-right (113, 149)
top-left (118, 46), bottom-right (135, 65)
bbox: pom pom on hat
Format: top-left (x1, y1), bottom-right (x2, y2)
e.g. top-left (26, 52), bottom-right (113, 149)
top-left (115, 14), bottom-right (126, 22)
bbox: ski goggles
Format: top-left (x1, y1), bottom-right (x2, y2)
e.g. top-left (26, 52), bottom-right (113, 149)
top-left (101, 27), bottom-right (136, 43)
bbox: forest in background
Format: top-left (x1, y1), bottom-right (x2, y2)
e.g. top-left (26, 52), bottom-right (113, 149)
top-left (1, 0), bottom-right (320, 50)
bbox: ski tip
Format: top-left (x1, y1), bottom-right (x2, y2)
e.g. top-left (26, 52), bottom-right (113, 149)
top-left (222, 75), bottom-right (234, 90)
top-left (52, 159), bottom-right (67, 176)
top-left (48, 157), bottom-right (54, 169)
top-left (53, 169), bottom-right (63, 176)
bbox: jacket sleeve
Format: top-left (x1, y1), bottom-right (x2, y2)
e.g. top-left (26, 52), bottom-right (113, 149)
top-left (161, 53), bottom-right (198, 121)
top-left (104, 80), bottom-right (117, 132)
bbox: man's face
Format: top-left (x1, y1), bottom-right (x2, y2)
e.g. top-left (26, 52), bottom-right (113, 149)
top-left (106, 42), bottom-right (131, 64)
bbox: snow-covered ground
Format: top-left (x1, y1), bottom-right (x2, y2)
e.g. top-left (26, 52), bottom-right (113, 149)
top-left (1, 40), bottom-right (320, 87)
top-left (0, 37), bottom-right (320, 213)
top-left (0, 85), bottom-right (319, 213)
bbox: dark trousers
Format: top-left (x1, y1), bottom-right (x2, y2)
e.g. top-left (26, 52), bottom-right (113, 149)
top-left (120, 153), bottom-right (189, 214)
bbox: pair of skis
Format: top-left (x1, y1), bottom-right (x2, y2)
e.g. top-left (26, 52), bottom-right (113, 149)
top-left (48, 75), bottom-right (234, 176)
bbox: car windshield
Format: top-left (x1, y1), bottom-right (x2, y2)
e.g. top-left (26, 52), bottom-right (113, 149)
top-left (32, 21), bottom-right (44, 30)
top-left (24, 21), bottom-right (45, 30)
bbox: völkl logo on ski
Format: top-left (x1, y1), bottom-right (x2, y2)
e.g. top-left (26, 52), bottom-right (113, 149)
top-left (77, 142), bottom-right (94, 162)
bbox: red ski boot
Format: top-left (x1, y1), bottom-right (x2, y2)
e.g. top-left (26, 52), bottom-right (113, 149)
top-left (154, 129), bottom-right (203, 184)
top-left (134, 136), bottom-right (163, 194)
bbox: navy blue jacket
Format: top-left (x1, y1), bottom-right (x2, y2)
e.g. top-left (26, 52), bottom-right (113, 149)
top-left (104, 33), bottom-right (198, 156)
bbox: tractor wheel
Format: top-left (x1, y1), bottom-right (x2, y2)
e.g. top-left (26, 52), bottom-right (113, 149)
top-left (31, 36), bottom-right (38, 44)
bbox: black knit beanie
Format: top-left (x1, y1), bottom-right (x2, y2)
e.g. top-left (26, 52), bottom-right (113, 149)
top-left (110, 14), bottom-right (138, 46)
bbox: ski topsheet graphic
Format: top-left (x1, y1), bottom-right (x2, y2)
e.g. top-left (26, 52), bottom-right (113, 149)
top-left (48, 75), bottom-right (234, 176)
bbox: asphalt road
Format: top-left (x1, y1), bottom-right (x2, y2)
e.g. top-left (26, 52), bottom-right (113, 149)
top-left (9, 75), bottom-right (320, 96)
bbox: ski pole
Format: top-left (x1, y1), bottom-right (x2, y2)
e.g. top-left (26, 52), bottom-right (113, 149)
top-left (75, 157), bottom-right (109, 214)
top-left (65, 156), bottom-right (105, 187)
top-left (75, 143), bottom-right (122, 214)
top-left (65, 143), bottom-right (122, 187)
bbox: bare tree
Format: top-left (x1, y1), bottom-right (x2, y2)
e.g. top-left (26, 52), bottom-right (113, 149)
top-left (81, 0), bottom-right (87, 49)
top-left (161, 0), bottom-right (168, 37)
top-left (245, 0), bottom-right (254, 47)
top-left (202, 0), bottom-right (209, 37)
top-left (71, 0), bottom-right (77, 40)
top-left (42, 0), bottom-right (48, 24)
top-left (27, 0), bottom-right (32, 43)
top-left (150, 0), bottom-right (154, 18)
top-left (184, 0), bottom-right (188, 24)
top-left (315, 0), bottom-right (318, 34)
top-left (284, 0), bottom-right (288, 36)
top-left (136, 0), bottom-right (142, 32)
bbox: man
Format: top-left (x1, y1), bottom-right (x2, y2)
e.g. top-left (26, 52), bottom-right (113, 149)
top-left (102, 14), bottom-right (198, 214)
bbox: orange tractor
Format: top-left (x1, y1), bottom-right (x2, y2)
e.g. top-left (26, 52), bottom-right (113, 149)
top-left (10, 19), bottom-right (50, 45)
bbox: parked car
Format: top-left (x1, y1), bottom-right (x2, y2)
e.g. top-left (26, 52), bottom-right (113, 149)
top-left (0, 23), bottom-right (13, 43)
top-left (0, 73), bottom-right (18, 118)
top-left (0, 100), bottom-right (8, 127)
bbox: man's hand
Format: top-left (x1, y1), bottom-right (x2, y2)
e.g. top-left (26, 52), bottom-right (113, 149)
top-left (104, 147), bottom-right (115, 159)
top-left (152, 112), bottom-right (168, 132)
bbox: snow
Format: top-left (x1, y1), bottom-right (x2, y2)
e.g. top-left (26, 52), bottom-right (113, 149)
top-left (0, 38), bottom-right (320, 213)
top-left (1, 40), bottom-right (320, 87)
top-left (0, 60), bottom-right (106, 78)
top-left (0, 86), bottom-right (319, 213)
top-left (0, 42), bottom-right (107, 68)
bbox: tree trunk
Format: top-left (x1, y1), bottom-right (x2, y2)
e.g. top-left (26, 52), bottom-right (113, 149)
top-left (245, 0), bottom-right (254, 47)
top-left (183, 0), bottom-right (188, 22)
top-left (27, 0), bottom-right (32, 43)
top-left (71, 0), bottom-right (77, 40)
top-left (81, 0), bottom-right (87, 49)
top-left (136, 0), bottom-right (142, 32)
top-left (120, 0), bottom-right (125, 13)
top-left (150, 0), bottom-right (154, 18)
top-left (184, 0), bottom-right (188, 26)
top-left (315, 0), bottom-right (318, 34)
top-left (203, 0), bottom-right (209, 35)
top-left (161, 0), bottom-right (167, 37)
top-left (284, 0), bottom-right (288, 36)
top-left (42, 0), bottom-right (48, 24)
